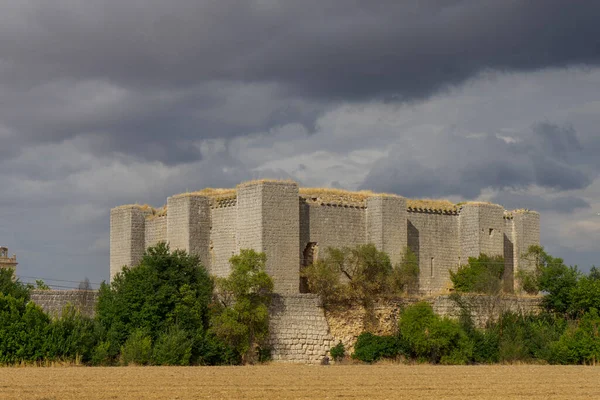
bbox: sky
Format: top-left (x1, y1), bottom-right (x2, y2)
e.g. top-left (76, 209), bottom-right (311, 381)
top-left (1, 1), bottom-right (600, 289)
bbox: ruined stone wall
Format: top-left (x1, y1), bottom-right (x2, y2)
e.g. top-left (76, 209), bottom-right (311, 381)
top-left (269, 294), bottom-right (334, 363)
top-left (301, 203), bottom-right (367, 264)
top-left (110, 206), bottom-right (150, 280)
top-left (145, 216), bottom-right (167, 249)
top-left (407, 211), bottom-right (460, 295)
top-left (326, 295), bottom-right (542, 353)
top-left (210, 204), bottom-right (237, 277)
top-left (31, 289), bottom-right (98, 318)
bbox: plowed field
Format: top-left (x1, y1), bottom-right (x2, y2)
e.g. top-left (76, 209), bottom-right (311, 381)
top-left (0, 364), bottom-right (598, 399)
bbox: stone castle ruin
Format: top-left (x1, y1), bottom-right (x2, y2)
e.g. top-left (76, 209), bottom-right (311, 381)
top-left (109, 179), bottom-right (540, 362)
top-left (0, 246), bottom-right (18, 270)
top-left (110, 179), bottom-right (540, 295)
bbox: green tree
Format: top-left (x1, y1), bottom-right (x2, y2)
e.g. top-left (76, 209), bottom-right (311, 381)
top-left (0, 268), bottom-right (32, 301)
top-left (96, 242), bottom-right (213, 362)
top-left (210, 249), bottom-right (274, 364)
top-left (521, 246), bottom-right (579, 315)
top-left (450, 254), bottom-right (504, 294)
top-left (569, 276), bottom-right (600, 317)
top-left (0, 293), bottom-right (49, 364)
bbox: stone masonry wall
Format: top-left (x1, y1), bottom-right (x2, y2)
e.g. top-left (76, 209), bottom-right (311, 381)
top-left (407, 211), bottom-right (460, 295)
top-left (301, 203), bottom-right (366, 264)
top-left (269, 294), bottom-right (334, 363)
top-left (260, 182), bottom-right (300, 294)
top-left (167, 195), bottom-right (211, 269)
top-left (145, 216), bottom-right (167, 249)
top-left (512, 211), bottom-right (541, 278)
top-left (31, 289), bottom-right (98, 318)
top-left (110, 206), bottom-right (150, 280)
top-left (367, 196), bottom-right (407, 265)
top-left (210, 205), bottom-right (237, 277)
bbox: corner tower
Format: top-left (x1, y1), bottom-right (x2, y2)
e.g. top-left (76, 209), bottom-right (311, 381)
top-left (236, 180), bottom-right (300, 294)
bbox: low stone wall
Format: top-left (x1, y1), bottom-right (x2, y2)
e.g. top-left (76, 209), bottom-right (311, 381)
top-left (326, 294), bottom-right (542, 353)
top-left (30, 289), bottom-right (99, 318)
top-left (268, 294), bottom-right (334, 364)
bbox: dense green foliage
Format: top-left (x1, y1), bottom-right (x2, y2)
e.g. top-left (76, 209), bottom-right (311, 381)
top-left (352, 332), bottom-right (402, 363)
top-left (450, 254), bottom-right (505, 294)
top-left (211, 249), bottom-right (274, 363)
top-left (0, 243), bottom-right (274, 366)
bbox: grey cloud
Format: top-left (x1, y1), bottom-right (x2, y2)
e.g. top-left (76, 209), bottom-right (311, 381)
top-left (1, 1), bottom-right (600, 164)
top-left (360, 123), bottom-right (596, 198)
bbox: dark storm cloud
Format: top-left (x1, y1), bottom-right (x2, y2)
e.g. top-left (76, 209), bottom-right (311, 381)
top-left (360, 123), bottom-right (596, 199)
top-left (0, 0), bottom-right (599, 163)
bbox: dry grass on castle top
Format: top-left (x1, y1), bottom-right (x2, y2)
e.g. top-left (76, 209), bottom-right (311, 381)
top-left (1, 365), bottom-right (599, 400)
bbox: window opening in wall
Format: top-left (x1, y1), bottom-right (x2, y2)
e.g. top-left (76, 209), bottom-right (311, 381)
top-left (430, 257), bottom-right (435, 278)
top-left (489, 228), bottom-right (494, 237)
top-left (300, 242), bottom-right (318, 293)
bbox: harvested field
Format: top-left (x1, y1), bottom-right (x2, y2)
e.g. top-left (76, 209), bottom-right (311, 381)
top-left (0, 364), bottom-right (598, 399)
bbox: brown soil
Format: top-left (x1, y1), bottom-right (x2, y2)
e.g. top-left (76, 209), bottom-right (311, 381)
top-left (0, 364), bottom-right (598, 399)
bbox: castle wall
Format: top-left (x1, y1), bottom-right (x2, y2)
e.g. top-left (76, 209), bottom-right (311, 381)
top-left (210, 204), bottom-right (237, 277)
top-left (503, 217), bottom-right (515, 292)
top-left (459, 204), bottom-right (505, 260)
top-left (366, 196), bottom-right (407, 265)
top-left (110, 206), bottom-right (150, 280)
top-left (237, 181), bottom-right (300, 294)
top-left (407, 211), bottom-right (460, 295)
top-left (145, 216), bottom-right (167, 249)
top-left (167, 195), bottom-right (211, 269)
top-left (269, 294), bottom-right (334, 363)
top-left (301, 203), bottom-right (367, 263)
top-left (512, 211), bottom-right (541, 287)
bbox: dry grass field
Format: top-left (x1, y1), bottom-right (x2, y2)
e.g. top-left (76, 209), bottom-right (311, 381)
top-left (0, 364), bottom-right (598, 399)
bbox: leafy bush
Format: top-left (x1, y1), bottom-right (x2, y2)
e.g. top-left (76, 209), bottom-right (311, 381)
top-left (43, 305), bottom-right (99, 363)
top-left (91, 341), bottom-right (112, 366)
top-left (398, 302), bottom-right (472, 364)
top-left (152, 326), bottom-right (193, 366)
top-left (330, 341), bottom-right (345, 362)
top-left (352, 332), bottom-right (401, 363)
top-left (120, 329), bottom-right (152, 366)
top-left (211, 249), bottom-right (274, 364)
top-left (450, 254), bottom-right (504, 294)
